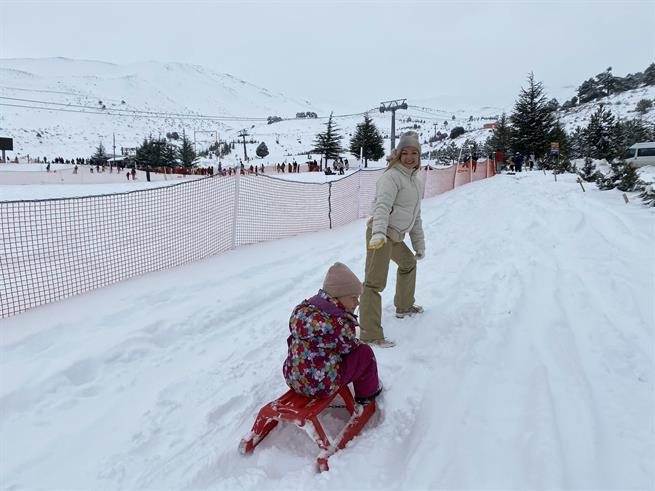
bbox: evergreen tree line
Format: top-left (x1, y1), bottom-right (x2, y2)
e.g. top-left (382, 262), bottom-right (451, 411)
top-left (134, 133), bottom-right (197, 168)
top-left (200, 141), bottom-right (234, 158)
top-left (312, 112), bottom-right (385, 168)
top-left (477, 71), bottom-right (654, 205)
top-left (485, 72), bottom-right (654, 164)
top-left (561, 63), bottom-right (655, 109)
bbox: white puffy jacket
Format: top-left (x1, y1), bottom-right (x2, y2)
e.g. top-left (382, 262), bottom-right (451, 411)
top-left (369, 163), bottom-right (425, 253)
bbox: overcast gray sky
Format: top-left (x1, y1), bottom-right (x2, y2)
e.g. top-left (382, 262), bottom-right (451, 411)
top-left (1, 0), bottom-right (654, 112)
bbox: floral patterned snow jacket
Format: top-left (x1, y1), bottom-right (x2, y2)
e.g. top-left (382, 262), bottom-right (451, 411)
top-left (283, 289), bottom-right (360, 398)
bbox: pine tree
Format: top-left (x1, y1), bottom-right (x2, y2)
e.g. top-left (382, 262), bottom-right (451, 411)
top-left (578, 157), bottom-right (602, 182)
top-left (163, 142), bottom-right (177, 167)
top-left (349, 114), bottom-right (384, 167)
top-left (542, 119), bottom-right (571, 169)
top-left (256, 142), bottom-right (269, 158)
top-left (552, 158), bottom-right (575, 175)
top-left (643, 63), bottom-right (655, 86)
top-left (313, 112), bottom-right (343, 166)
top-left (569, 126), bottom-right (589, 159)
top-left (449, 126), bottom-right (466, 139)
top-left (510, 72), bottom-right (556, 159)
top-left (597, 160), bottom-right (642, 192)
top-left (487, 112), bottom-right (512, 153)
top-left (561, 96), bottom-right (578, 110)
top-left (615, 161), bottom-right (641, 192)
top-left (135, 137), bottom-right (150, 166)
top-left (635, 98), bottom-right (653, 115)
top-left (178, 133), bottom-right (196, 168)
top-left (639, 184), bottom-right (655, 207)
top-left (443, 141), bottom-right (459, 163)
top-left (550, 120), bottom-right (569, 156)
top-left (586, 104), bottom-right (619, 163)
top-left (92, 142), bottom-right (108, 163)
top-left (577, 78), bottom-right (604, 103)
top-left (595, 67), bottom-right (616, 96)
top-left (618, 118), bottom-right (654, 148)
top-left (546, 98), bottom-right (560, 112)
top-left (431, 141), bottom-right (459, 164)
top-left (136, 136), bottom-right (176, 168)
top-left (596, 168), bottom-right (617, 190)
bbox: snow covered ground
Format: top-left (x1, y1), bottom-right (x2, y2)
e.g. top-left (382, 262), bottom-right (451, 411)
top-left (0, 161), bottom-right (389, 200)
top-left (1, 172), bottom-right (653, 490)
top-left (0, 163), bottom-right (206, 200)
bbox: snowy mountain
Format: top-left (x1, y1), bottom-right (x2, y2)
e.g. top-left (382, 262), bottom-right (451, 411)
top-left (1, 57), bottom-right (654, 164)
top-left (0, 57), bottom-right (320, 158)
top-left (557, 85), bottom-right (655, 134)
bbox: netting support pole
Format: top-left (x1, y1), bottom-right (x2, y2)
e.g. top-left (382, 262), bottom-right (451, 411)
top-left (231, 168), bottom-right (240, 249)
top-left (421, 168), bottom-right (427, 199)
top-left (328, 181), bottom-right (333, 229)
top-left (356, 170), bottom-right (362, 218)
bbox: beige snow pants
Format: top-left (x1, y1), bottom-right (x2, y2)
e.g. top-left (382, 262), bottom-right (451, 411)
top-left (359, 226), bottom-right (417, 342)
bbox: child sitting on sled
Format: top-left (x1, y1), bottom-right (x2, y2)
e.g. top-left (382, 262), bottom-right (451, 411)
top-left (283, 262), bottom-right (382, 405)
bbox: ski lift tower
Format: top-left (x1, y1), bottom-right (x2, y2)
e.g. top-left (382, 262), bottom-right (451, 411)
top-left (379, 99), bottom-right (408, 152)
top-left (238, 129), bottom-right (249, 161)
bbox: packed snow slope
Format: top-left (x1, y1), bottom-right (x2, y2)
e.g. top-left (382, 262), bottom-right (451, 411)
top-left (1, 172), bottom-right (653, 490)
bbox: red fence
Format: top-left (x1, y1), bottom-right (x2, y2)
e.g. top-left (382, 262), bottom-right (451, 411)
top-left (0, 160), bottom-right (494, 318)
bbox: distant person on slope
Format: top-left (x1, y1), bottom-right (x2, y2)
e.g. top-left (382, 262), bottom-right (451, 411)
top-left (359, 131), bottom-right (426, 348)
top-left (283, 262), bottom-right (382, 405)
top-left (514, 152), bottom-right (524, 172)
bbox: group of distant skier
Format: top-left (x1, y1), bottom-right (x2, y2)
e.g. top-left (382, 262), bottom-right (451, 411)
top-left (505, 151), bottom-right (535, 172)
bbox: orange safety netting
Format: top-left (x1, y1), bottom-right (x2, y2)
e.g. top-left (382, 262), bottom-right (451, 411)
top-left (0, 160), bottom-right (495, 318)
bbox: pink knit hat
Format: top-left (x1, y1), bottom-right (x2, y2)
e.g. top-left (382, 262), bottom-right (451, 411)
top-left (322, 262), bottom-right (363, 298)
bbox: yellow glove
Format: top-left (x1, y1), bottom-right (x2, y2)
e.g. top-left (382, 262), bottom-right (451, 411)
top-left (368, 232), bottom-right (386, 250)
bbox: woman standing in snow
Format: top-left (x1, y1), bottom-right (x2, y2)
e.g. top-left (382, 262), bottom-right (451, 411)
top-left (359, 131), bottom-right (426, 348)
top-left (283, 262), bottom-right (382, 404)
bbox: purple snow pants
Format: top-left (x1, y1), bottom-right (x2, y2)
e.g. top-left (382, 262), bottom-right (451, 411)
top-left (338, 344), bottom-right (379, 399)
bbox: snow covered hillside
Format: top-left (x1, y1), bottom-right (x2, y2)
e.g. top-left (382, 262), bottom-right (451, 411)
top-left (0, 57), bottom-right (319, 158)
top-left (557, 85), bottom-right (655, 134)
top-left (1, 172), bottom-right (653, 490)
top-left (1, 57), bottom-right (654, 170)
top-left (0, 54), bottom-right (499, 166)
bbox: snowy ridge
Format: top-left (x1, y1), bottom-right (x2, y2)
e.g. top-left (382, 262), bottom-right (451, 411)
top-left (1, 172), bottom-right (652, 489)
top-left (557, 85), bottom-right (655, 134)
top-left (0, 57), bottom-right (320, 158)
top-left (3, 57), bottom-right (653, 165)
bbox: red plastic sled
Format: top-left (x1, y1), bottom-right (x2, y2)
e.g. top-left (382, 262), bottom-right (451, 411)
top-left (239, 385), bottom-right (375, 472)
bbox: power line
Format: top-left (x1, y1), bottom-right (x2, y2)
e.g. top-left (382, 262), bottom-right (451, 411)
top-left (0, 85), bottom-right (85, 97)
top-left (0, 96), bottom-right (269, 121)
top-left (0, 95), bottom-right (377, 123)
top-left (0, 102), bottom-right (235, 121)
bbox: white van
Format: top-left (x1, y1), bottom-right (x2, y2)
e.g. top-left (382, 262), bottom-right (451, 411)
top-left (625, 142), bottom-right (655, 167)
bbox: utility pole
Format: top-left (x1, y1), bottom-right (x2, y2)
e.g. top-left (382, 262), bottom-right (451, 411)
top-left (112, 132), bottom-right (116, 172)
top-left (433, 123), bottom-right (438, 140)
top-left (238, 129), bottom-right (249, 161)
top-left (379, 98), bottom-right (408, 152)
